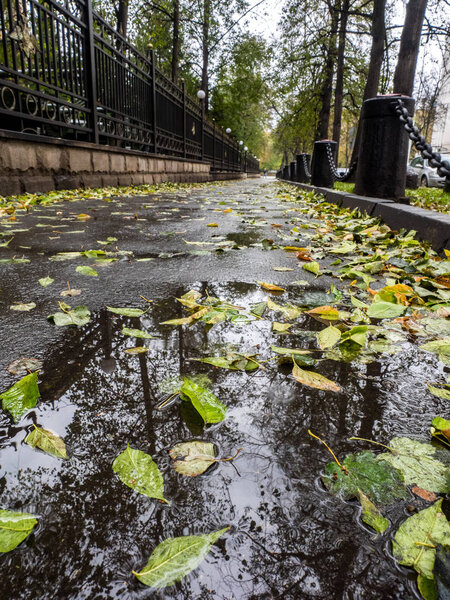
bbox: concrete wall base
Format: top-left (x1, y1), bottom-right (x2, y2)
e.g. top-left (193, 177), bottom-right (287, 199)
top-left (277, 178), bottom-right (450, 253)
top-left (0, 131), bottom-right (256, 195)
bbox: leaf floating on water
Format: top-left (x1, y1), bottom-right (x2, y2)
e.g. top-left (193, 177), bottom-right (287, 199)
top-left (106, 306), bottom-right (147, 317)
top-left (358, 490), bottom-right (389, 534)
top-left (427, 385), bottom-right (450, 401)
top-left (0, 509), bottom-right (38, 553)
top-left (393, 499), bottom-right (450, 580)
top-left (318, 325), bottom-right (341, 349)
top-left (132, 527), bottom-right (229, 588)
top-left (322, 450), bottom-right (407, 504)
top-left (412, 487), bottom-right (438, 503)
top-left (0, 372), bottom-right (40, 422)
top-left (367, 301), bottom-right (406, 319)
top-left (307, 306), bottom-right (340, 320)
top-left (377, 437), bottom-right (449, 494)
top-left (180, 378), bottom-right (227, 424)
top-left (121, 327), bottom-right (155, 339)
top-left (417, 573), bottom-right (437, 600)
top-left (112, 445), bottom-right (168, 503)
top-left (170, 441), bottom-right (216, 476)
top-left (10, 302), bottom-right (36, 312)
top-left (257, 281), bottom-right (285, 292)
top-left (292, 361), bottom-right (341, 392)
top-left (38, 276), bottom-right (54, 287)
top-left (193, 352), bottom-right (260, 371)
top-left (47, 305), bottom-right (90, 326)
top-left (7, 357), bottom-right (42, 375)
top-left (272, 322), bottom-right (292, 333)
top-left (25, 425), bottom-right (67, 459)
top-left (75, 265), bottom-right (98, 277)
top-left (124, 346), bottom-right (149, 354)
top-left (207, 222), bottom-right (218, 227)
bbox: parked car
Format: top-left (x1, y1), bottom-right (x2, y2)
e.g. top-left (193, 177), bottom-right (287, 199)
top-left (409, 154), bottom-right (450, 188)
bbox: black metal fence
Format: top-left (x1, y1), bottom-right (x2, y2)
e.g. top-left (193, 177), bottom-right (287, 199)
top-left (0, 0), bottom-right (259, 173)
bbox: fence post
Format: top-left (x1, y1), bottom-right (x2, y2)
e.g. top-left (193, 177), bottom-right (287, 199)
top-left (311, 140), bottom-right (336, 188)
top-left (289, 161), bottom-right (296, 181)
top-left (296, 153), bottom-right (310, 183)
top-left (354, 95), bottom-right (415, 199)
top-left (84, 0), bottom-right (99, 145)
top-left (181, 79), bottom-right (186, 158)
top-left (150, 48), bottom-right (157, 155)
top-left (200, 102), bottom-right (205, 161)
top-left (283, 165), bottom-right (289, 180)
top-left (221, 129), bottom-right (224, 171)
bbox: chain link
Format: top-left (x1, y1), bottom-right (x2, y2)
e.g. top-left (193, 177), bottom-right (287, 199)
top-left (301, 154), bottom-right (312, 179)
top-left (394, 99), bottom-right (450, 180)
top-left (325, 144), bottom-right (358, 181)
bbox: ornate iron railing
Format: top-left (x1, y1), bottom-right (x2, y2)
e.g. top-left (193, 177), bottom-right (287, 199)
top-left (0, 0), bottom-right (259, 173)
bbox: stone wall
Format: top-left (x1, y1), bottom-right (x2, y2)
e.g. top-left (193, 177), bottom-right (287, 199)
top-left (0, 132), bottom-right (250, 195)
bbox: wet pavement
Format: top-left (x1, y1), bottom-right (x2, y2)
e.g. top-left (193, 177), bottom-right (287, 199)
top-left (0, 177), bottom-right (447, 599)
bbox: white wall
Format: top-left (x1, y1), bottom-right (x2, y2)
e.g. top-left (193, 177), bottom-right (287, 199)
top-left (431, 44), bottom-right (450, 151)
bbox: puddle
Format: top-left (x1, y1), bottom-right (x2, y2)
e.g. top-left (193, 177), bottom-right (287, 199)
top-left (0, 282), bottom-right (446, 599)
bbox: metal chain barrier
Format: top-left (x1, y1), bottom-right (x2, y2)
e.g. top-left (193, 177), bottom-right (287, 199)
top-left (302, 154), bottom-right (312, 179)
top-left (325, 143), bottom-right (358, 181)
top-left (394, 98), bottom-right (450, 181)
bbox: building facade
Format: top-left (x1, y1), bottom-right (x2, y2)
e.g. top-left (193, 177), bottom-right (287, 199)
top-left (431, 44), bottom-right (450, 152)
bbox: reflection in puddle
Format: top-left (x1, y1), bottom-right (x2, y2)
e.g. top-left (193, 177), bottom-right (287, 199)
top-left (0, 282), bottom-right (447, 599)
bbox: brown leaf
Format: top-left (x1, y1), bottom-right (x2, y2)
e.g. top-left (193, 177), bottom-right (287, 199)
top-left (411, 486), bottom-right (438, 502)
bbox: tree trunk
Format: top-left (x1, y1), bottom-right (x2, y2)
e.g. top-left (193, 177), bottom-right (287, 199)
top-left (201, 0), bottom-right (211, 113)
top-left (116, 0), bottom-right (129, 38)
top-left (350, 0), bottom-right (386, 166)
top-left (315, 1), bottom-right (339, 140)
top-left (171, 0), bottom-right (180, 84)
top-left (393, 0), bottom-right (428, 96)
top-left (332, 0), bottom-right (350, 157)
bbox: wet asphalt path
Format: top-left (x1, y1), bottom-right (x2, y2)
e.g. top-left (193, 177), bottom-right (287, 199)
top-left (0, 177), bottom-right (335, 389)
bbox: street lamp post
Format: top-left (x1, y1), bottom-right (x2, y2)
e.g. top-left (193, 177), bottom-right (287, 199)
top-left (244, 146), bottom-right (248, 173)
top-left (197, 90), bottom-right (205, 161)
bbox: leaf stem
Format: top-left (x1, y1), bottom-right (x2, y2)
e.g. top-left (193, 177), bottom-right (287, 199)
top-left (349, 437), bottom-right (394, 452)
top-left (157, 392), bottom-right (179, 410)
top-left (217, 448), bottom-right (242, 462)
top-left (308, 430), bottom-right (348, 474)
top-left (139, 295), bottom-right (153, 304)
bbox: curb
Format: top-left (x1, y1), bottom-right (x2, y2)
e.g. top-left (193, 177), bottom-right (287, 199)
top-left (277, 179), bottom-right (450, 253)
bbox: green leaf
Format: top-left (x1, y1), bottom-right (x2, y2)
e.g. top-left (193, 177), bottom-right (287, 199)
top-left (180, 379), bottom-right (227, 424)
top-left (107, 306), bottom-right (146, 317)
top-left (273, 322), bottom-right (292, 333)
top-left (124, 346), bottom-right (149, 354)
top-left (358, 490), bottom-right (389, 534)
top-left (75, 265), bottom-right (98, 276)
top-left (112, 445), bottom-right (168, 503)
top-left (367, 301), bottom-right (406, 319)
top-left (47, 305), bottom-right (90, 326)
top-left (377, 437), bottom-right (449, 493)
top-left (427, 384), bottom-right (450, 401)
top-left (318, 325), bottom-right (341, 349)
top-left (121, 327), bottom-right (155, 339)
top-left (25, 426), bottom-right (67, 459)
top-left (0, 372), bottom-right (40, 422)
top-left (322, 450), bottom-right (407, 504)
top-left (417, 574), bottom-right (437, 600)
top-left (340, 325), bottom-right (368, 348)
top-left (271, 345), bottom-right (311, 356)
top-left (0, 510), bottom-right (38, 553)
top-left (430, 416), bottom-right (450, 448)
top-left (169, 441), bottom-right (216, 476)
top-left (302, 261), bottom-right (321, 276)
top-left (420, 338), bottom-right (450, 359)
top-left (193, 353), bottom-right (260, 371)
top-left (132, 527), bottom-right (229, 588)
top-left (393, 499), bottom-right (450, 580)
top-left (292, 361), bottom-right (341, 392)
top-left (38, 276), bottom-right (54, 287)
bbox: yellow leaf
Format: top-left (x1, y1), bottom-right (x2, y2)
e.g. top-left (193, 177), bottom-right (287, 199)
top-left (223, 208), bottom-right (233, 213)
top-left (292, 362), bottom-right (341, 392)
top-left (207, 223), bottom-right (218, 227)
top-left (257, 281), bottom-right (285, 292)
top-left (77, 213), bottom-right (91, 220)
top-left (307, 306), bottom-right (340, 320)
top-left (284, 246), bottom-right (308, 252)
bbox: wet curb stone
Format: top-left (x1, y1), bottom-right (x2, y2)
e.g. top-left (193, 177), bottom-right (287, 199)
top-left (277, 179), bottom-right (450, 253)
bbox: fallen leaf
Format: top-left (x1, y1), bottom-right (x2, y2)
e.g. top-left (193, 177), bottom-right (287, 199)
top-left (412, 486), bottom-right (438, 502)
top-left (292, 361), bottom-right (341, 392)
top-left (169, 441), bottom-right (216, 476)
top-left (38, 276), bottom-right (54, 287)
top-left (132, 528), bottom-right (229, 588)
top-left (358, 490), bottom-right (389, 534)
top-left (10, 302), bottom-right (36, 312)
top-left (7, 357), bottom-right (42, 375)
top-left (0, 372), bottom-right (40, 422)
top-left (0, 510), bottom-right (38, 553)
top-left (25, 426), bottom-right (67, 459)
top-left (258, 281), bottom-right (285, 292)
top-left (112, 445), bottom-right (168, 503)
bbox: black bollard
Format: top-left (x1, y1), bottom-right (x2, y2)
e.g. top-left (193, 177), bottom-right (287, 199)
top-left (290, 161), bottom-right (296, 181)
top-left (283, 165), bottom-right (289, 180)
top-left (311, 140), bottom-right (336, 188)
top-left (355, 95), bottom-right (415, 199)
top-left (296, 153), bottom-right (311, 183)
